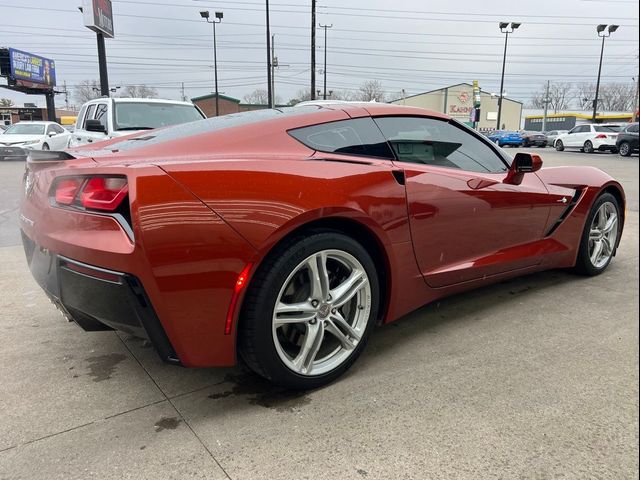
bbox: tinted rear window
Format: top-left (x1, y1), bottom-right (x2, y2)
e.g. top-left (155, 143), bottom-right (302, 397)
top-left (594, 125), bottom-right (621, 132)
top-left (288, 118), bottom-right (394, 159)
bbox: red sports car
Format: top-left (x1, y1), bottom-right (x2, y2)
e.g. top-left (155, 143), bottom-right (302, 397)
top-left (20, 104), bottom-right (625, 389)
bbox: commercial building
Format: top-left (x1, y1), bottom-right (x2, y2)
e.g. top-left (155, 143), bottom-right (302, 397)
top-left (191, 93), bottom-right (287, 117)
top-left (390, 82), bottom-right (523, 131)
top-left (523, 110), bottom-right (635, 131)
top-left (0, 104), bottom-right (77, 126)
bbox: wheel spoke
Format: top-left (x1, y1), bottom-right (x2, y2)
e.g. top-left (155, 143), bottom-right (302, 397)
top-left (590, 240), bottom-right (604, 264)
top-left (602, 215), bottom-right (617, 235)
top-left (589, 228), bottom-right (601, 241)
top-left (307, 252), bottom-right (330, 301)
top-left (325, 319), bottom-right (358, 350)
top-left (292, 322), bottom-right (324, 374)
top-left (328, 310), bottom-right (361, 344)
top-left (274, 301), bottom-right (317, 326)
top-left (601, 237), bottom-right (612, 256)
top-left (330, 269), bottom-right (368, 308)
top-left (597, 207), bottom-right (607, 229)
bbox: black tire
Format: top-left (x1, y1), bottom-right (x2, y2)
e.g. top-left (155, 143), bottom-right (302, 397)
top-left (584, 141), bottom-right (594, 154)
top-left (572, 192), bottom-right (621, 276)
top-left (41, 143), bottom-right (50, 151)
top-left (555, 140), bottom-right (564, 151)
top-left (619, 142), bottom-right (631, 157)
top-left (239, 231), bottom-right (379, 389)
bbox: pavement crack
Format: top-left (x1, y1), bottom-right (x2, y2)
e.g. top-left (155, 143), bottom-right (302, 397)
top-left (116, 334), bottom-right (233, 480)
top-left (0, 421), bottom-right (96, 454)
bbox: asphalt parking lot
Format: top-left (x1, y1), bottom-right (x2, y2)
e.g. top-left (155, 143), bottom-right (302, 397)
top-left (0, 149), bottom-right (638, 480)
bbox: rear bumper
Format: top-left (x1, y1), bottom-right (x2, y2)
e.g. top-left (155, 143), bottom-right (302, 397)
top-left (21, 230), bottom-right (180, 365)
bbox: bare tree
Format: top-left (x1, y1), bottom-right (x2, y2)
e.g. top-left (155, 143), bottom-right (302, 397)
top-left (577, 82), bottom-right (637, 111)
top-left (120, 84), bottom-right (158, 98)
top-left (286, 89), bottom-right (313, 105)
top-left (74, 80), bottom-right (102, 104)
top-left (529, 82), bottom-right (573, 112)
top-left (0, 98), bottom-right (15, 107)
top-left (330, 90), bottom-right (357, 101)
top-left (357, 80), bottom-right (386, 102)
top-left (243, 89), bottom-right (269, 104)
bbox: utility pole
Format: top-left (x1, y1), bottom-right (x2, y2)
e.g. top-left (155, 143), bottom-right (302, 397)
top-left (181, 82), bottom-right (186, 101)
top-left (311, 0), bottom-right (316, 100)
top-left (266, 0), bottom-right (273, 108)
top-left (320, 23), bottom-right (332, 100)
top-left (634, 74), bottom-right (639, 122)
top-left (63, 80), bottom-right (69, 110)
top-left (542, 80), bottom-right (550, 132)
top-left (271, 34), bottom-right (277, 107)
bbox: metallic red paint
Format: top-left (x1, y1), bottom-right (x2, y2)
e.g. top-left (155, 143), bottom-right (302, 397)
top-left (20, 104), bottom-right (625, 368)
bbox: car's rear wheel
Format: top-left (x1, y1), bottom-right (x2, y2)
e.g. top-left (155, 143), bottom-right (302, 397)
top-left (573, 193), bottom-right (621, 276)
top-left (239, 232), bottom-right (379, 389)
top-left (584, 141), bottom-right (594, 154)
top-left (555, 140), bottom-right (564, 151)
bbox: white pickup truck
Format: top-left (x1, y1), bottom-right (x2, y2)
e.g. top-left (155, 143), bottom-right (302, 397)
top-left (68, 97), bottom-right (205, 148)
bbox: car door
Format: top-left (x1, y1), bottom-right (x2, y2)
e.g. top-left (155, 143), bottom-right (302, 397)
top-left (72, 103), bottom-right (96, 146)
top-left (374, 116), bottom-right (558, 288)
top-left (48, 124), bottom-right (69, 149)
top-left (564, 126), bottom-right (581, 147)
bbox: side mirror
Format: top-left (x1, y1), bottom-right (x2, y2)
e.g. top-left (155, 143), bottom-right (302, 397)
top-left (85, 119), bottom-right (107, 133)
top-left (505, 152), bottom-right (543, 185)
top-left (48, 132), bottom-right (56, 137)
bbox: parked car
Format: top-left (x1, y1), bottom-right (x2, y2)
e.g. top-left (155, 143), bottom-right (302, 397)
top-left (521, 131), bottom-right (548, 148)
top-left (0, 121), bottom-right (71, 161)
top-left (555, 124), bottom-right (621, 153)
top-left (616, 122), bottom-right (639, 157)
top-left (487, 130), bottom-right (524, 147)
top-left (68, 98), bottom-right (205, 148)
top-left (544, 130), bottom-right (568, 146)
top-left (21, 104), bottom-right (625, 389)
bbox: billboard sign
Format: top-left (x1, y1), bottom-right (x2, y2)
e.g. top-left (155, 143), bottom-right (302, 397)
top-left (83, 0), bottom-right (114, 38)
top-left (8, 48), bottom-right (56, 88)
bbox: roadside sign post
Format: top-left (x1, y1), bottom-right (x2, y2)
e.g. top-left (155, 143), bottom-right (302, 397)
top-left (82, 0), bottom-right (114, 97)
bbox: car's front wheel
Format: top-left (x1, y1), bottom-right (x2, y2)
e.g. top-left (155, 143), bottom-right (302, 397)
top-left (573, 192), bottom-right (621, 276)
top-left (41, 143), bottom-right (50, 151)
top-left (555, 140), bottom-right (564, 151)
top-left (239, 232), bottom-right (379, 389)
top-left (619, 142), bottom-right (631, 156)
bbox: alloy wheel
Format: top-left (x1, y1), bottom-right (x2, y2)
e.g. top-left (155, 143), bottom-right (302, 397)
top-left (619, 142), bottom-right (630, 156)
top-left (588, 202), bottom-right (618, 269)
top-left (272, 249), bottom-right (372, 376)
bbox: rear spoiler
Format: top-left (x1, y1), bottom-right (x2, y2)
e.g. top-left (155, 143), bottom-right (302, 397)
top-left (27, 150), bottom-right (77, 163)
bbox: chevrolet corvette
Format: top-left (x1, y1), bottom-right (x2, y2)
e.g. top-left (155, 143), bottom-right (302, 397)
top-left (20, 103), bottom-right (625, 389)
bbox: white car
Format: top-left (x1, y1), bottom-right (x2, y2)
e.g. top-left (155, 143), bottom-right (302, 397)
top-left (554, 124), bottom-right (621, 153)
top-left (0, 121), bottom-right (71, 160)
top-left (69, 98), bottom-right (205, 148)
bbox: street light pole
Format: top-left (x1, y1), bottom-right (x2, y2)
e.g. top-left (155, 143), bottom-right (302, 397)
top-left (592, 24), bottom-right (619, 122)
top-left (200, 10), bottom-right (223, 117)
top-left (266, 0), bottom-right (273, 108)
top-left (320, 23), bottom-right (332, 100)
top-left (496, 21), bottom-right (520, 130)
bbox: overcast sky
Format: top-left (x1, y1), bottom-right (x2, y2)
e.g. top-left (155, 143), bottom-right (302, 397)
top-left (1, 0), bottom-right (638, 108)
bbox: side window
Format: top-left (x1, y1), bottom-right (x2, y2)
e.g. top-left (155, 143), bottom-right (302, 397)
top-left (288, 117), bottom-right (394, 159)
top-left (75, 106), bottom-right (87, 130)
top-left (628, 124), bottom-right (639, 133)
top-left (568, 126), bottom-right (580, 134)
top-left (374, 116), bottom-right (508, 173)
top-left (94, 103), bottom-right (108, 130)
top-left (46, 124), bottom-right (56, 135)
top-left (53, 124), bottom-right (65, 134)
top-left (82, 104), bottom-right (96, 129)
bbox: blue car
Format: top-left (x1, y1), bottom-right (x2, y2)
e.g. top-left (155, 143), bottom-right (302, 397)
top-left (487, 130), bottom-right (524, 147)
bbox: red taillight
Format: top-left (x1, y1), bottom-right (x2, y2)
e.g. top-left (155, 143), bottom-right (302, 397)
top-left (80, 177), bottom-right (128, 211)
top-left (54, 178), bottom-right (83, 205)
top-left (52, 176), bottom-right (128, 212)
top-left (595, 134), bottom-right (607, 139)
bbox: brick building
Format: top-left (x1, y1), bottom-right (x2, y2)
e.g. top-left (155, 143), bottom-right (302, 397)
top-left (191, 93), bottom-right (287, 117)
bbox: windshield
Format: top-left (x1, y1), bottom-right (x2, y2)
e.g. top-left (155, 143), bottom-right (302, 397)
top-left (4, 124), bottom-right (45, 135)
top-left (594, 125), bottom-right (621, 133)
top-left (113, 102), bottom-right (204, 131)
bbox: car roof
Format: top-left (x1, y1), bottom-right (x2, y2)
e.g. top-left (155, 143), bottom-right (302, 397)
top-left (13, 121), bottom-right (58, 125)
top-left (82, 97), bottom-right (196, 106)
